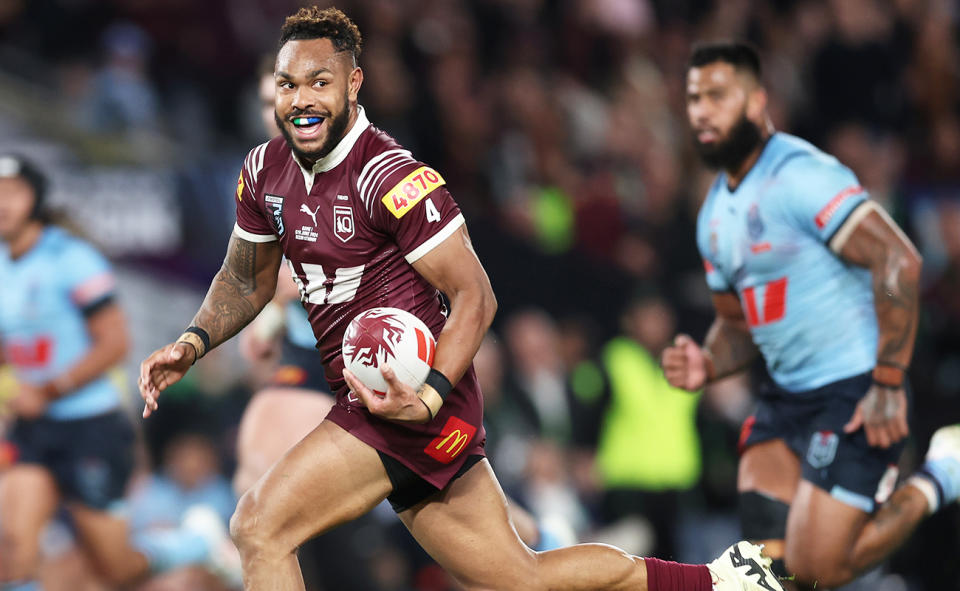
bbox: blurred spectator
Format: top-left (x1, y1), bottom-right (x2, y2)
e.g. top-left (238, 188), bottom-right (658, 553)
top-left (79, 22), bottom-right (161, 136)
top-left (126, 432), bottom-right (236, 591)
top-left (502, 309), bottom-right (575, 445)
top-left (577, 291), bottom-right (702, 560)
top-left (128, 432), bottom-right (235, 532)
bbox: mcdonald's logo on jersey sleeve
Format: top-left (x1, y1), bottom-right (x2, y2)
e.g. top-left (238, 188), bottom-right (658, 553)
top-left (424, 416), bottom-right (477, 464)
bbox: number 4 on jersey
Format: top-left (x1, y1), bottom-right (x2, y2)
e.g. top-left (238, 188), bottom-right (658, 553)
top-left (741, 277), bottom-right (787, 327)
top-left (425, 198), bottom-right (441, 223)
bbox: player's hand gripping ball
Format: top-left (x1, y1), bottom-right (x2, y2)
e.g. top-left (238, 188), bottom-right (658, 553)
top-left (342, 307), bottom-right (436, 395)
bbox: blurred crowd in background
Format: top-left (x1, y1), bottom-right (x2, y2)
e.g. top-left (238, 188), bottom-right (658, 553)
top-left (0, 0), bottom-right (959, 589)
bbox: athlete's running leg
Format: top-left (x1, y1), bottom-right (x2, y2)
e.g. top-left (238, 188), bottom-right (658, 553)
top-left (0, 465), bottom-right (59, 583)
top-left (738, 439), bottom-right (800, 579)
top-left (784, 480), bottom-right (925, 588)
top-left (228, 420), bottom-right (393, 591)
top-left (784, 424), bottom-right (960, 588)
top-left (399, 459), bottom-right (741, 591)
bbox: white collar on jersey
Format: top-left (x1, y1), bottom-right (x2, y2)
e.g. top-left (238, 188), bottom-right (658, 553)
top-left (294, 105), bottom-right (370, 193)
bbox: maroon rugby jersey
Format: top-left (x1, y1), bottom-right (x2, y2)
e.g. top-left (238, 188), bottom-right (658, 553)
top-left (234, 107), bottom-right (484, 487)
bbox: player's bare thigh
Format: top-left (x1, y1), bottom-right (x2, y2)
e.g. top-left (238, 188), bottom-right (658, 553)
top-left (233, 388), bottom-right (335, 493)
top-left (230, 419), bottom-right (392, 556)
top-left (399, 459), bottom-right (645, 591)
top-left (784, 480), bottom-right (870, 586)
top-left (738, 439), bottom-right (801, 501)
top-left (0, 464), bottom-right (60, 579)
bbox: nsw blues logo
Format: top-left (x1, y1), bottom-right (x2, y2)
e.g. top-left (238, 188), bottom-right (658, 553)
top-left (265, 194), bottom-right (285, 237)
top-left (806, 430), bottom-right (839, 469)
top-left (747, 203), bottom-right (765, 240)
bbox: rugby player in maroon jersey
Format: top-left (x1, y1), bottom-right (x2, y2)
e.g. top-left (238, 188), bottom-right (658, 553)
top-left (139, 7), bottom-right (782, 591)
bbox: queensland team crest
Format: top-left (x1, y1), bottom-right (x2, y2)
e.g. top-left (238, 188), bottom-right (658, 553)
top-left (334, 205), bottom-right (355, 242)
top-left (747, 203), bottom-right (765, 240)
top-left (806, 430), bottom-right (839, 469)
top-left (265, 194), bottom-right (285, 237)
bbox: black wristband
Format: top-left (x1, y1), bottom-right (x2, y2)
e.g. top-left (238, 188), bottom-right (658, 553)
top-left (424, 369), bottom-right (453, 400)
top-left (184, 326), bottom-right (211, 355)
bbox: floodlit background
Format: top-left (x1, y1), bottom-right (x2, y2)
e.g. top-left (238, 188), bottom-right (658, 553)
top-left (0, 0), bottom-right (959, 589)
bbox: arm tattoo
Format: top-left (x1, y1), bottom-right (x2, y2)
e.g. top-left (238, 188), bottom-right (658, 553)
top-left (841, 211), bottom-right (921, 369)
top-left (705, 316), bottom-right (759, 380)
top-left (190, 236), bottom-right (278, 351)
top-left (229, 238), bottom-right (257, 296)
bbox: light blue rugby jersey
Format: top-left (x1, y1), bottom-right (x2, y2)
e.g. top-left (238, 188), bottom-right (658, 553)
top-left (284, 301), bottom-right (319, 349)
top-left (0, 227), bottom-right (122, 419)
top-left (697, 132), bottom-right (877, 392)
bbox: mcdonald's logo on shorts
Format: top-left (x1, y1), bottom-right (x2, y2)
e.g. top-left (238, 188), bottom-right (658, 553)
top-left (425, 416), bottom-right (477, 464)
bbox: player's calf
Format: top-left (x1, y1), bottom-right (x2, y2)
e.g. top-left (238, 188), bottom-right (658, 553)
top-left (739, 491), bottom-right (791, 579)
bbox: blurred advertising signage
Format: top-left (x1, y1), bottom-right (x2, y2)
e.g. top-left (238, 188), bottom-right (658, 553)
top-left (50, 168), bottom-right (181, 257)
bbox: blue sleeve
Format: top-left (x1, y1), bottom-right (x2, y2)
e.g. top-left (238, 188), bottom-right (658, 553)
top-left (696, 205), bottom-right (732, 292)
top-left (61, 240), bottom-right (116, 312)
top-left (777, 154), bottom-right (868, 243)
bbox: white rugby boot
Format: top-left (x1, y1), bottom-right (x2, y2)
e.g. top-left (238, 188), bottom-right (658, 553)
top-left (914, 424), bottom-right (960, 511)
top-left (707, 541), bottom-right (785, 591)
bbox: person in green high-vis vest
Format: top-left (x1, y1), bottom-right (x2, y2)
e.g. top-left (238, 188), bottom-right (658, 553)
top-left (575, 292), bottom-right (702, 560)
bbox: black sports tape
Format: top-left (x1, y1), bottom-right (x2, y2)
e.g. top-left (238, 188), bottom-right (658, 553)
top-left (424, 369), bottom-right (453, 399)
top-left (739, 491), bottom-right (789, 541)
top-left (185, 326), bottom-right (211, 354)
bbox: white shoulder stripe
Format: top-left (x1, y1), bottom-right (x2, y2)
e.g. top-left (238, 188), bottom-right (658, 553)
top-left (405, 214), bottom-right (465, 263)
top-left (243, 141), bottom-right (270, 190)
top-left (252, 141), bottom-right (269, 183)
top-left (360, 153), bottom-right (416, 203)
top-left (233, 223), bottom-right (278, 243)
top-left (357, 149), bottom-right (411, 195)
top-left (244, 152), bottom-right (254, 183)
top-left (364, 156), bottom-right (418, 210)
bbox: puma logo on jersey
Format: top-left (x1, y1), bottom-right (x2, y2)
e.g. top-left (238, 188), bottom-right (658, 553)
top-left (300, 204), bottom-right (320, 227)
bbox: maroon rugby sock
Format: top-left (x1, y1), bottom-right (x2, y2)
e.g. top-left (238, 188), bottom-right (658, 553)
top-left (644, 558), bottom-right (712, 591)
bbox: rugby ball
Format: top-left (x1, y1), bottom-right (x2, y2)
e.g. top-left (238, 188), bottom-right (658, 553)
top-left (342, 307), bottom-right (436, 395)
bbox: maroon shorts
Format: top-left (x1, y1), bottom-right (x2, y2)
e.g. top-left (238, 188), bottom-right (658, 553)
top-left (325, 365), bottom-right (486, 491)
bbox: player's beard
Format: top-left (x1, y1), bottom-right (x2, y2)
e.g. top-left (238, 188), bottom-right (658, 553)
top-left (694, 112), bottom-right (763, 171)
top-left (276, 96), bottom-right (351, 165)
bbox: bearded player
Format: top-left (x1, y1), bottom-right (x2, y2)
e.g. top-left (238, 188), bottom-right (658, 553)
top-left (140, 9), bottom-right (783, 591)
top-left (663, 41), bottom-right (960, 589)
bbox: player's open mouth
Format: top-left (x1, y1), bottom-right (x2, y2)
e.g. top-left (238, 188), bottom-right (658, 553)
top-left (697, 129), bottom-right (719, 143)
top-left (291, 116), bottom-right (325, 139)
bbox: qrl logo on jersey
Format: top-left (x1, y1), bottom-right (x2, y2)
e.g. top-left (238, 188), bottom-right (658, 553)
top-left (334, 205), bottom-right (355, 242)
top-left (425, 416), bottom-right (476, 464)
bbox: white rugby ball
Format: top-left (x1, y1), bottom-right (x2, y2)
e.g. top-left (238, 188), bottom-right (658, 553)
top-left (342, 307), bottom-right (436, 395)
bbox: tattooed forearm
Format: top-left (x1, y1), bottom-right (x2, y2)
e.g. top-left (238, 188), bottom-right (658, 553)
top-left (840, 209), bottom-right (921, 369)
top-left (191, 269), bottom-right (259, 348)
top-left (705, 316), bottom-right (759, 380)
top-left (188, 235), bottom-right (281, 352)
top-left (874, 257), bottom-right (919, 365)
